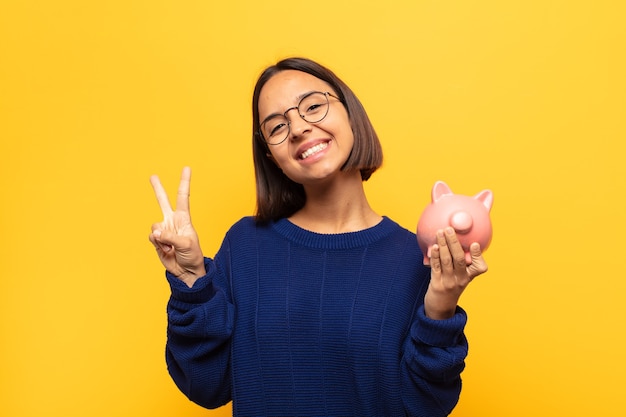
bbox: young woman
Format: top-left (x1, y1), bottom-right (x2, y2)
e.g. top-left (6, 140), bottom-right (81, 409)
top-left (149, 57), bottom-right (488, 416)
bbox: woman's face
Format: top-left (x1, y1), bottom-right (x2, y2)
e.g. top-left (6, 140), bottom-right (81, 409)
top-left (257, 70), bottom-right (355, 186)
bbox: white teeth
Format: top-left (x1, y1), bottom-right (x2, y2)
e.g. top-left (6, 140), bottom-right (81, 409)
top-left (300, 142), bottom-right (328, 159)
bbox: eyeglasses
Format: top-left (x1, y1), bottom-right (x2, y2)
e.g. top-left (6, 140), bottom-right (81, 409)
top-left (259, 91), bottom-right (342, 145)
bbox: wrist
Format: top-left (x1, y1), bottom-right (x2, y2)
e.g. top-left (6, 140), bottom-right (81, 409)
top-left (424, 306), bottom-right (456, 320)
top-left (424, 292), bottom-right (459, 320)
top-left (177, 265), bottom-right (207, 288)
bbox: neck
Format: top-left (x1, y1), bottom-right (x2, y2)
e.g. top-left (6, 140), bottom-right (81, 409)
top-left (288, 171), bottom-right (382, 234)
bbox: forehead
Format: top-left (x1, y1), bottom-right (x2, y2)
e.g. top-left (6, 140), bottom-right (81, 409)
top-left (258, 70), bottom-right (333, 115)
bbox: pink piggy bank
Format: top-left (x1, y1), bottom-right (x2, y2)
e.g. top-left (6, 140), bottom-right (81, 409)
top-left (417, 181), bottom-right (493, 266)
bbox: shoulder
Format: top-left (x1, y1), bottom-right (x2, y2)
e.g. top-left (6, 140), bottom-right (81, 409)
top-left (229, 216), bottom-right (257, 230)
top-left (227, 216), bottom-right (262, 235)
top-left (376, 217), bottom-right (425, 265)
top-left (225, 216), bottom-right (274, 241)
top-left (379, 217), bottom-right (418, 243)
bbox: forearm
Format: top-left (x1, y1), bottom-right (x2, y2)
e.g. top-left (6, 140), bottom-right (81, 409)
top-left (401, 305), bottom-right (468, 416)
top-left (165, 258), bottom-right (235, 408)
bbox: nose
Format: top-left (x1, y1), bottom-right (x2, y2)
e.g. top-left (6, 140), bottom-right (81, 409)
top-left (285, 108), bottom-right (311, 139)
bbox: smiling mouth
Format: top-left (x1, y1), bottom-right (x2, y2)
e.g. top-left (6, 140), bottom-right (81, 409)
top-left (300, 141), bottom-right (329, 160)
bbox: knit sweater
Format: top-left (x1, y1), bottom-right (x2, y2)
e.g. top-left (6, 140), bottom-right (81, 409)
top-left (165, 216), bottom-right (468, 417)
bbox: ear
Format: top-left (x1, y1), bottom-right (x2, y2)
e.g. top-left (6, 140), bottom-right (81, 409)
top-left (432, 181), bottom-right (453, 202)
top-left (474, 189), bottom-right (494, 211)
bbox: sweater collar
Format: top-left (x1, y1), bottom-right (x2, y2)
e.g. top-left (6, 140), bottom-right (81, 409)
top-left (271, 216), bottom-right (400, 250)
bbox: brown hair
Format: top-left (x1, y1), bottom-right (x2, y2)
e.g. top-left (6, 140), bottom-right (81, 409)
top-left (252, 57), bottom-right (383, 223)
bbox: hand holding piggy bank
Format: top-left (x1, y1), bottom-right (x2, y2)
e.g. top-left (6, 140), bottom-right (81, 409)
top-left (417, 181), bottom-right (493, 266)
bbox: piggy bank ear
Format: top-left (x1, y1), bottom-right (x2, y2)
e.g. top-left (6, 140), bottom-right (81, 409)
top-left (474, 189), bottom-right (494, 211)
top-left (432, 181), bottom-right (453, 202)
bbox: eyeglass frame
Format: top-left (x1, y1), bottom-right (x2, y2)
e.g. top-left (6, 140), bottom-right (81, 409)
top-left (258, 91), bottom-right (343, 146)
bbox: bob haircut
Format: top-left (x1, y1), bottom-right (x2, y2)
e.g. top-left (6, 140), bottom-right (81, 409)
top-left (252, 57), bottom-right (383, 223)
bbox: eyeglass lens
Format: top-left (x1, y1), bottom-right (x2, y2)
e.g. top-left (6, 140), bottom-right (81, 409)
top-left (261, 92), bottom-right (330, 145)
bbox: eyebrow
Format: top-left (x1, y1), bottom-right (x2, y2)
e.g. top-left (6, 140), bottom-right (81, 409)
top-left (259, 90), bottom-right (318, 126)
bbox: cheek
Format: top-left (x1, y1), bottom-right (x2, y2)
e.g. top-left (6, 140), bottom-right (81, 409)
top-left (322, 111), bottom-right (350, 137)
top-left (267, 148), bottom-right (289, 170)
top-left (339, 125), bottom-right (356, 150)
top-left (337, 112), bottom-right (355, 145)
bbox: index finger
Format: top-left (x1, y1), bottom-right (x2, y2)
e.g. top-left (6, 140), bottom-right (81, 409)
top-left (150, 174), bottom-right (173, 218)
top-left (175, 166), bottom-right (192, 212)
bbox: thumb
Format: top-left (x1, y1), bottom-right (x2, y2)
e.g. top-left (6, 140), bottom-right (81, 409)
top-left (155, 229), bottom-right (183, 247)
top-left (467, 242), bottom-right (488, 278)
top-left (156, 229), bottom-right (199, 256)
top-left (152, 229), bottom-right (176, 253)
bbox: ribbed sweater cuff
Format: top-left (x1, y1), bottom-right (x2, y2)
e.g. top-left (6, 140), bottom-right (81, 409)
top-left (166, 258), bottom-right (216, 304)
top-left (412, 305), bottom-right (467, 347)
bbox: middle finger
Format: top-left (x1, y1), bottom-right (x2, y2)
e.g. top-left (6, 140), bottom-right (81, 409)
top-left (443, 227), bottom-right (467, 269)
top-left (436, 229), bottom-right (453, 271)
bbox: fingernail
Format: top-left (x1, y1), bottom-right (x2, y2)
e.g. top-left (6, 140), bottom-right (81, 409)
top-left (446, 227), bottom-right (454, 235)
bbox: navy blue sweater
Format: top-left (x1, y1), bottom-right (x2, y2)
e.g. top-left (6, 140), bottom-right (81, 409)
top-left (165, 216), bottom-right (468, 416)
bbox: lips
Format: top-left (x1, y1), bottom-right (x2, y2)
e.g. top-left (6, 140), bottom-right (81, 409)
top-left (297, 140), bottom-right (331, 160)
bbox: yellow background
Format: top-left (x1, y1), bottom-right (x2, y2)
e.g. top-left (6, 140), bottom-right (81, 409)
top-left (1, 0), bottom-right (624, 416)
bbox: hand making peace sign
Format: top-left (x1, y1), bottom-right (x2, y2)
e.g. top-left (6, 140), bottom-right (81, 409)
top-left (149, 167), bottom-right (206, 287)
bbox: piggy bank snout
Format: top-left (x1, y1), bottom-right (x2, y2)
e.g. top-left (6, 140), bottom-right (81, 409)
top-left (449, 211), bottom-right (473, 234)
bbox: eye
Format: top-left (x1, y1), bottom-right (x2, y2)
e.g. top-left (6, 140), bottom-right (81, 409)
top-left (269, 122), bottom-right (287, 137)
top-left (304, 103), bottom-right (323, 113)
top-left (299, 92), bottom-right (330, 122)
top-left (264, 116), bottom-right (289, 137)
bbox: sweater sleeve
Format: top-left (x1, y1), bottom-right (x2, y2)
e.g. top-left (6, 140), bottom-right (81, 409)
top-left (165, 248), bottom-right (234, 409)
top-left (401, 305), bottom-right (468, 417)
